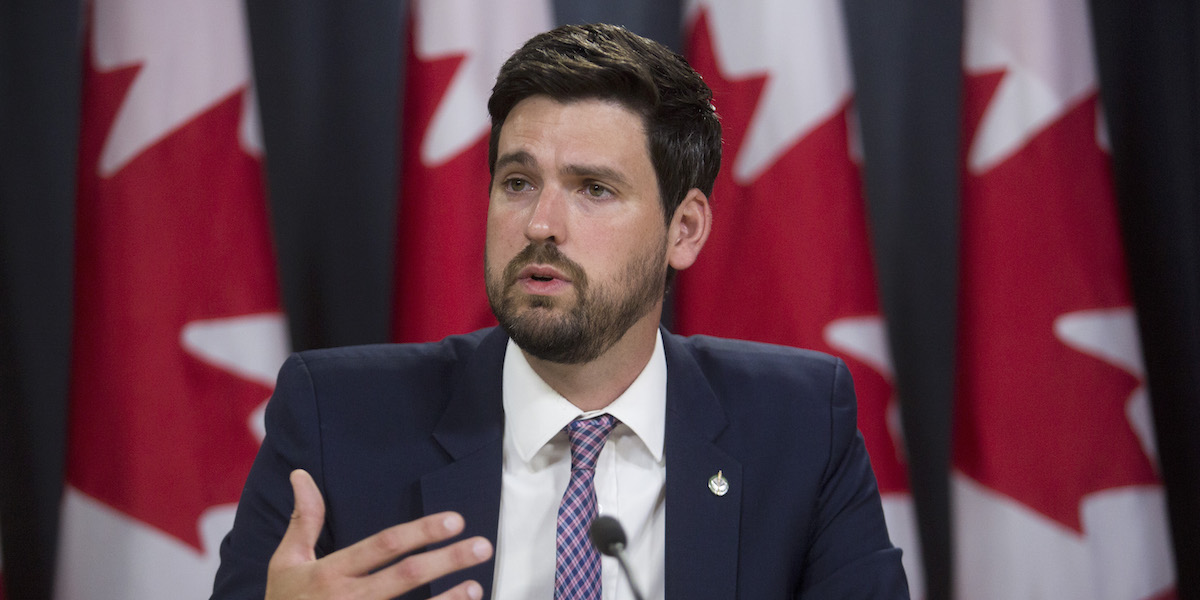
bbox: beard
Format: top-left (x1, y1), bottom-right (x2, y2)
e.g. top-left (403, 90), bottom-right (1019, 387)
top-left (485, 239), bottom-right (667, 364)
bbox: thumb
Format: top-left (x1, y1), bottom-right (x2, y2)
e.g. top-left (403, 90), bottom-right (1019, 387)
top-left (272, 469), bottom-right (326, 567)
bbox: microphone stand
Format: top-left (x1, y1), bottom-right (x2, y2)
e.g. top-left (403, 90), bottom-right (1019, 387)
top-left (590, 515), bottom-right (648, 600)
top-left (607, 540), bottom-right (647, 600)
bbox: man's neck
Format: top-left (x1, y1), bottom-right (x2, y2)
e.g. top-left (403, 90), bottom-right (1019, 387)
top-left (521, 311), bottom-right (662, 413)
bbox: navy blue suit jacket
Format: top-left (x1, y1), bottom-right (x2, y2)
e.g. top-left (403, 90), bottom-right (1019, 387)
top-left (212, 327), bottom-right (908, 598)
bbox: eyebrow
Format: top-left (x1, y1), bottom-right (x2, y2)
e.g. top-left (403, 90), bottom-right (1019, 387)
top-left (493, 150), bottom-right (634, 190)
top-left (493, 150), bottom-right (537, 174)
top-left (562, 164), bottom-right (632, 190)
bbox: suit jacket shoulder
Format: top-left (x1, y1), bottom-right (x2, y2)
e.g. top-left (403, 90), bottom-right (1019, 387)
top-left (212, 328), bottom-right (508, 600)
top-left (661, 331), bottom-right (909, 599)
top-left (670, 333), bottom-right (843, 406)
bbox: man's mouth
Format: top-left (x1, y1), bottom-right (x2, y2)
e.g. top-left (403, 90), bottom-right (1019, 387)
top-left (514, 264), bottom-right (573, 295)
top-left (516, 264), bottom-right (571, 283)
top-left (498, 244), bottom-right (586, 298)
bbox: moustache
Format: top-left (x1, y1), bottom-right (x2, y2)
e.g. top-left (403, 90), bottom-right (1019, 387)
top-left (503, 243), bottom-right (588, 288)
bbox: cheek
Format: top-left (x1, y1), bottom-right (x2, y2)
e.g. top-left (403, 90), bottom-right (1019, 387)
top-left (484, 210), bottom-right (530, 274)
top-left (485, 202), bottom-right (518, 245)
top-left (584, 222), bottom-right (664, 274)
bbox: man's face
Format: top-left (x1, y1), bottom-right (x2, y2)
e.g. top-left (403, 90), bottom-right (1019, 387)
top-left (485, 96), bottom-right (669, 364)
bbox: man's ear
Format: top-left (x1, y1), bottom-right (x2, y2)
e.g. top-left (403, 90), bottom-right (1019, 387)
top-left (666, 188), bottom-right (712, 271)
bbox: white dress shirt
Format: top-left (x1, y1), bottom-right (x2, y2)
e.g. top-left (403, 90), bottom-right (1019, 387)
top-left (491, 332), bottom-right (667, 600)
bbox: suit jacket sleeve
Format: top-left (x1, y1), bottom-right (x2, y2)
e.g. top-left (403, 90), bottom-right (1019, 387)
top-left (210, 352), bottom-right (328, 600)
top-left (798, 358), bottom-right (908, 598)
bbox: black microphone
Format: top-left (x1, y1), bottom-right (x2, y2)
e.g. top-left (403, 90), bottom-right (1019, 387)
top-left (589, 515), bottom-right (648, 600)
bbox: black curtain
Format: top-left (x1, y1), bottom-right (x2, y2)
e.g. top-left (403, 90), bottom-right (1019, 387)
top-left (0, 1), bottom-right (83, 599)
top-left (245, 1), bottom-right (404, 352)
top-left (842, 2), bottom-right (964, 599)
top-left (554, 0), bottom-right (683, 51)
top-left (1090, 2), bottom-right (1200, 597)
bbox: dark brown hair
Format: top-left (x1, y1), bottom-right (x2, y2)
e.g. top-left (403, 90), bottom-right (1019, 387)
top-left (488, 23), bottom-right (722, 223)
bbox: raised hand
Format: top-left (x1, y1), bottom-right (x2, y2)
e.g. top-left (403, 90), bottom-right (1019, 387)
top-left (266, 469), bottom-right (493, 600)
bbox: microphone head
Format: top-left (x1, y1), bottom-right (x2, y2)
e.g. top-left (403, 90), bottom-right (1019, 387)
top-left (589, 515), bottom-right (627, 556)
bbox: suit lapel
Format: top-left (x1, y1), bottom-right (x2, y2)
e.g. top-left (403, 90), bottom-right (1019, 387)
top-left (662, 332), bottom-right (742, 598)
top-left (418, 329), bottom-right (745, 596)
top-left (421, 328), bottom-right (508, 598)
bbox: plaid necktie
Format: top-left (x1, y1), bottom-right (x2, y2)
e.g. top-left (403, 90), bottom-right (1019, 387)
top-left (555, 414), bottom-right (616, 600)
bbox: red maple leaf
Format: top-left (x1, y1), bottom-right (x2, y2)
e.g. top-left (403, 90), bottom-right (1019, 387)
top-left (954, 70), bottom-right (1157, 532)
top-left (675, 12), bottom-right (908, 493)
top-left (392, 13), bottom-right (498, 343)
top-left (69, 44), bottom-right (280, 550)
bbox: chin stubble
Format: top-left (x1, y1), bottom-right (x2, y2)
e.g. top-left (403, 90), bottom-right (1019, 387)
top-left (485, 240), bottom-right (666, 364)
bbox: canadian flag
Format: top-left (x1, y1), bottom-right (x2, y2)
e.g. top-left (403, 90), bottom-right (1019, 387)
top-left (57, 1), bottom-right (289, 598)
top-left (675, 2), bottom-right (922, 596)
top-left (953, 0), bottom-right (1176, 597)
top-left (392, 0), bottom-right (552, 343)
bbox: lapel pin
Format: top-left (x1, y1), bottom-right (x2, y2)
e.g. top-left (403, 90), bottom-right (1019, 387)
top-left (708, 470), bottom-right (729, 496)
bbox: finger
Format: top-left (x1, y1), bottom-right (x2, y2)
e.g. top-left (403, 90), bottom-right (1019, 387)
top-left (431, 579), bottom-right (486, 600)
top-left (271, 469), bottom-right (326, 567)
top-left (365, 536), bottom-right (493, 599)
top-left (325, 512), bottom-right (469, 576)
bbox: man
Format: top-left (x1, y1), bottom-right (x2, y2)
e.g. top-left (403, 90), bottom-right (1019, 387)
top-left (212, 23), bottom-right (907, 600)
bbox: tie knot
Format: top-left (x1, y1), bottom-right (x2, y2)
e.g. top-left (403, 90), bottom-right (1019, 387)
top-left (566, 415), bottom-right (616, 471)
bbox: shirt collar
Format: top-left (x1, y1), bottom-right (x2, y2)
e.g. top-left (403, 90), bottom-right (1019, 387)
top-left (502, 330), bottom-right (667, 464)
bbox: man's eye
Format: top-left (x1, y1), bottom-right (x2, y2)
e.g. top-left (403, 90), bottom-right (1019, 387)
top-left (505, 178), bottom-right (531, 192)
top-left (586, 183), bottom-right (612, 198)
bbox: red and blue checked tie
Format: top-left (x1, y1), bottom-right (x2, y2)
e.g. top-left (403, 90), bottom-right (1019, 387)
top-left (555, 414), bottom-right (616, 600)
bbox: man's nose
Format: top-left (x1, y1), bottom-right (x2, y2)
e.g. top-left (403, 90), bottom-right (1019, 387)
top-left (524, 185), bottom-right (568, 244)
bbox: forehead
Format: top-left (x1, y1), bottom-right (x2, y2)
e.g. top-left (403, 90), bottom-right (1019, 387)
top-left (496, 96), bottom-right (651, 171)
